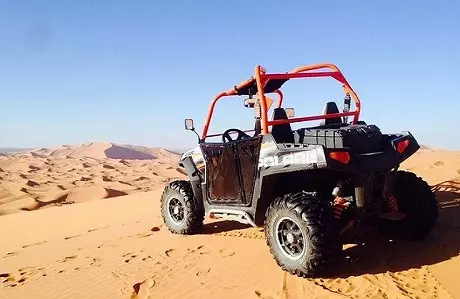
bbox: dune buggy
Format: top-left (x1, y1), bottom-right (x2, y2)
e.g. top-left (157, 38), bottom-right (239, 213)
top-left (160, 63), bottom-right (438, 277)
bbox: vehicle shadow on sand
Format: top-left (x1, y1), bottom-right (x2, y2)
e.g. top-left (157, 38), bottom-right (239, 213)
top-left (197, 181), bottom-right (460, 278)
top-left (201, 220), bottom-right (253, 234)
top-left (332, 180), bottom-right (460, 278)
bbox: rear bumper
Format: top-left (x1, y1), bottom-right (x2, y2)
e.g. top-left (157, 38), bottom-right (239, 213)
top-left (325, 132), bottom-right (419, 175)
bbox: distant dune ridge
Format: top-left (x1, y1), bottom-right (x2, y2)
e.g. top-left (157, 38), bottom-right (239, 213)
top-left (7, 142), bottom-right (180, 161)
top-left (0, 142), bottom-right (184, 215)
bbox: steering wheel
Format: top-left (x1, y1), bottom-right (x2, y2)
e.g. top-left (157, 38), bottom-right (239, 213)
top-left (222, 128), bottom-right (250, 143)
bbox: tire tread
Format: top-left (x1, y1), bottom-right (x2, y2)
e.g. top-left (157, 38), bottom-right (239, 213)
top-left (380, 170), bottom-right (438, 240)
top-left (161, 180), bottom-right (204, 235)
top-left (264, 191), bottom-right (341, 277)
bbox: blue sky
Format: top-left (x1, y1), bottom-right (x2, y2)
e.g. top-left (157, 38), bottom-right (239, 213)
top-left (1, 0), bottom-right (459, 150)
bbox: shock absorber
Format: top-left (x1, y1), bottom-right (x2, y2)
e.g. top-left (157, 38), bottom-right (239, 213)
top-left (332, 181), bottom-right (349, 219)
top-left (387, 195), bottom-right (399, 212)
top-left (333, 197), bottom-right (348, 219)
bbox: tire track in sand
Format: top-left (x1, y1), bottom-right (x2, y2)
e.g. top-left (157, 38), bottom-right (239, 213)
top-left (307, 266), bottom-right (451, 299)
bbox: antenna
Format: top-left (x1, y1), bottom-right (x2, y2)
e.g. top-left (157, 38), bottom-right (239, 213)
top-left (343, 93), bottom-right (351, 123)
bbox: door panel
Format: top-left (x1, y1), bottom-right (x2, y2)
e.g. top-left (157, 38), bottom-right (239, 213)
top-left (200, 143), bottom-right (243, 204)
top-left (235, 137), bottom-right (262, 205)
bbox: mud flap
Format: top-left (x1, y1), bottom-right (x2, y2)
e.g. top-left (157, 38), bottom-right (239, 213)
top-left (181, 156), bottom-right (204, 211)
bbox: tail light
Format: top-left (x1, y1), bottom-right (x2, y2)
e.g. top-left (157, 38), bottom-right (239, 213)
top-left (396, 139), bottom-right (410, 153)
top-left (329, 151), bottom-right (351, 164)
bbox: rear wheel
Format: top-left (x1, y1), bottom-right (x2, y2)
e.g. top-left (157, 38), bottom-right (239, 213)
top-left (264, 191), bottom-right (342, 277)
top-left (379, 171), bottom-right (438, 240)
top-left (161, 180), bottom-right (204, 235)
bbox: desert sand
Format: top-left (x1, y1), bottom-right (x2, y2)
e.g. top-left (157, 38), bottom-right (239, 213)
top-left (1, 143), bottom-right (460, 298)
top-left (0, 143), bottom-right (184, 216)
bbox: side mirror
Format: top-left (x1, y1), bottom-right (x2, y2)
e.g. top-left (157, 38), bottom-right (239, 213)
top-left (184, 118), bottom-right (201, 143)
top-left (285, 108), bottom-right (295, 118)
top-left (184, 119), bottom-right (194, 130)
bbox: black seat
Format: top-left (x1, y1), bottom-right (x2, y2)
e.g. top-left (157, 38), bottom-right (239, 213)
top-left (270, 108), bottom-right (295, 143)
top-left (319, 101), bottom-right (343, 126)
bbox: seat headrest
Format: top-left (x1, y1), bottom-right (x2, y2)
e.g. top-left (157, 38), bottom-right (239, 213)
top-left (319, 102), bottom-right (342, 126)
top-left (272, 108), bottom-right (288, 120)
top-left (270, 108), bottom-right (295, 143)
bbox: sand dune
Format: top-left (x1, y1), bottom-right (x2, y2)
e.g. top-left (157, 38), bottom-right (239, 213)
top-left (400, 148), bottom-right (460, 185)
top-left (10, 142), bottom-right (179, 161)
top-left (1, 145), bottom-right (460, 298)
top-left (0, 143), bottom-right (185, 215)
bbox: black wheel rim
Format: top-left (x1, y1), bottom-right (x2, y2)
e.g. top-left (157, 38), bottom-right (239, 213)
top-left (275, 217), bottom-right (306, 260)
top-left (167, 197), bottom-right (184, 225)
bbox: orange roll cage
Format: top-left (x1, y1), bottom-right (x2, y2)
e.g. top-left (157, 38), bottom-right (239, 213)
top-left (201, 63), bottom-right (361, 140)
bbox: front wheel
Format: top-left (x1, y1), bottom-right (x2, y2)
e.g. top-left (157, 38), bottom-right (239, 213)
top-left (160, 180), bottom-right (204, 235)
top-left (264, 191), bottom-right (342, 277)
